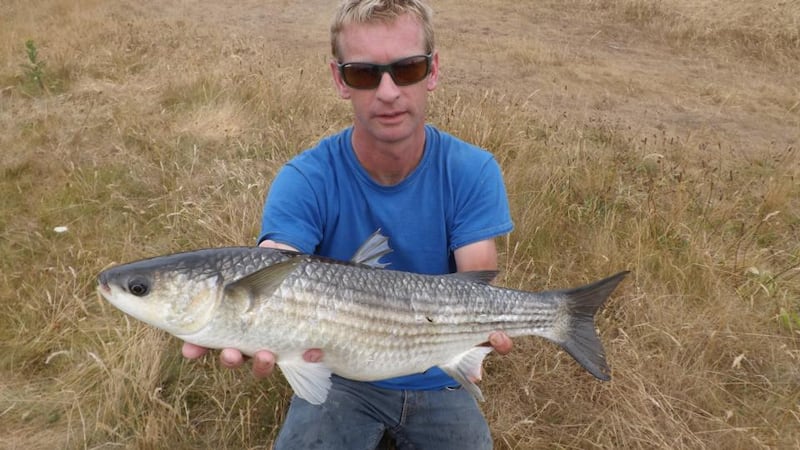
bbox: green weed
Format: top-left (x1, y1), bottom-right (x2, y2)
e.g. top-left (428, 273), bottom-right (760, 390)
top-left (17, 39), bottom-right (69, 96)
top-left (778, 308), bottom-right (800, 332)
top-left (20, 40), bottom-right (47, 95)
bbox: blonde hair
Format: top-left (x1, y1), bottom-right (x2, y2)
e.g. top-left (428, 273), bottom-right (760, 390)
top-left (330, 0), bottom-right (435, 60)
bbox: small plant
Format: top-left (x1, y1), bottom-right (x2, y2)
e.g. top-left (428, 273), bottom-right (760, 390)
top-left (778, 308), bottom-right (800, 332)
top-left (21, 39), bottom-right (47, 95)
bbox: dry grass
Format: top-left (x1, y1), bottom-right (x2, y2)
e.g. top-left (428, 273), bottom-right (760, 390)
top-left (1, 0), bottom-right (798, 448)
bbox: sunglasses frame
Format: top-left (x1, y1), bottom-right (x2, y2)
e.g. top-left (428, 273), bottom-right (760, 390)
top-left (337, 53), bottom-right (433, 90)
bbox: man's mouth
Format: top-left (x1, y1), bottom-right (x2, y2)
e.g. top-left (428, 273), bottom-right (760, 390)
top-left (376, 111), bottom-right (405, 121)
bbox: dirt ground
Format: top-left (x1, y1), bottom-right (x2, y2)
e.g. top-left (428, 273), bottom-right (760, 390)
top-left (217, 1), bottom-right (790, 143)
top-left (104, 0), bottom-right (797, 153)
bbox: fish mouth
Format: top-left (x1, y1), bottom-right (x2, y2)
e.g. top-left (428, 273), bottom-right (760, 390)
top-left (97, 281), bottom-right (112, 300)
top-left (97, 272), bottom-right (111, 295)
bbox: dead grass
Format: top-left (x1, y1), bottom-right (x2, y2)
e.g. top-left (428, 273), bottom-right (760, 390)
top-left (1, 0), bottom-right (798, 448)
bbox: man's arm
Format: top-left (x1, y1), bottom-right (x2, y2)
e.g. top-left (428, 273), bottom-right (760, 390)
top-left (453, 239), bottom-right (498, 273)
top-left (258, 239), bottom-right (300, 252)
top-left (453, 239), bottom-right (513, 355)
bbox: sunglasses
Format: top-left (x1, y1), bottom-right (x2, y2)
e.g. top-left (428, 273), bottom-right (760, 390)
top-left (337, 54), bottom-right (433, 90)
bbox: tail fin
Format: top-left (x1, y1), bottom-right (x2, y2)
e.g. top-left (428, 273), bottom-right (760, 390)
top-left (557, 271), bottom-right (629, 381)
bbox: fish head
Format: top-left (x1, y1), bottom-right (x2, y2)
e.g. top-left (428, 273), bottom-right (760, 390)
top-left (97, 252), bottom-right (225, 336)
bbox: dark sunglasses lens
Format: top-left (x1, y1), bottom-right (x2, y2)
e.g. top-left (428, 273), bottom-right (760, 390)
top-left (342, 64), bottom-right (381, 89)
top-left (392, 56), bottom-right (429, 85)
top-left (340, 55), bottom-right (430, 89)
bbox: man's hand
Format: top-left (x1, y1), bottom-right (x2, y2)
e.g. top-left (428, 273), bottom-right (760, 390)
top-left (453, 239), bottom-right (512, 356)
top-left (182, 343), bottom-right (323, 379)
top-left (487, 331), bottom-right (513, 355)
top-left (466, 331), bottom-right (513, 382)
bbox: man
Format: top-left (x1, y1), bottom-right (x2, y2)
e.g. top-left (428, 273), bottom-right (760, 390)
top-left (184, 0), bottom-right (514, 447)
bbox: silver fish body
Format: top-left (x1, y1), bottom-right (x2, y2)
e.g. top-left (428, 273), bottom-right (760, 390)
top-left (98, 239), bottom-right (627, 404)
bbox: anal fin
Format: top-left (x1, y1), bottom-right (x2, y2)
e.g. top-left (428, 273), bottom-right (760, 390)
top-left (277, 355), bottom-right (333, 405)
top-left (440, 346), bottom-right (494, 402)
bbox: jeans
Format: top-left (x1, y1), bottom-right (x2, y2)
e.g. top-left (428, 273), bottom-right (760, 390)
top-left (273, 375), bottom-right (493, 450)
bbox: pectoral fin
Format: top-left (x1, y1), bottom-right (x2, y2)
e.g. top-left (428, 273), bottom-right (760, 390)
top-left (440, 346), bottom-right (494, 402)
top-left (277, 356), bottom-right (333, 405)
top-left (224, 257), bottom-right (302, 311)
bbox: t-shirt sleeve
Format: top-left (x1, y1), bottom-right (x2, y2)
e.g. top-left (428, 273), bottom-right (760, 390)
top-left (257, 163), bottom-right (323, 253)
top-left (449, 155), bottom-right (514, 251)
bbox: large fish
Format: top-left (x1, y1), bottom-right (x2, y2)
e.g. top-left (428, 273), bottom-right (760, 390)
top-left (97, 232), bottom-right (627, 405)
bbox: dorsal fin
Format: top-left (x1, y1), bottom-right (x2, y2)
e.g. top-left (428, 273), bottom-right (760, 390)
top-left (350, 229), bottom-right (393, 268)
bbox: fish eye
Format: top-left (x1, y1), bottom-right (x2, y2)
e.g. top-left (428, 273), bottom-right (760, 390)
top-left (127, 277), bottom-right (150, 297)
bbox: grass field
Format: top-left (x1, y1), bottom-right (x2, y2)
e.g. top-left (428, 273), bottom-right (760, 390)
top-left (1, 0), bottom-right (798, 448)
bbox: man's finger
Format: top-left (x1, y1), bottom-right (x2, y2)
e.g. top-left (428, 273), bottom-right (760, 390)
top-left (489, 331), bottom-right (513, 355)
top-left (251, 350), bottom-right (276, 378)
top-left (303, 348), bottom-right (324, 363)
top-left (182, 342), bottom-right (209, 360)
top-left (220, 348), bottom-right (245, 369)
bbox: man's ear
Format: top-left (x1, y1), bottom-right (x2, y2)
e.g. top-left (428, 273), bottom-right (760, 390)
top-left (426, 51), bottom-right (439, 92)
top-left (330, 60), bottom-right (352, 99)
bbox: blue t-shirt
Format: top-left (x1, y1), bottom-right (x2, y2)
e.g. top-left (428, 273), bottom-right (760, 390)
top-left (258, 124), bottom-right (513, 390)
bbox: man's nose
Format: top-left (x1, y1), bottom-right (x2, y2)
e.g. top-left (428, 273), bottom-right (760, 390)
top-left (375, 72), bottom-right (401, 100)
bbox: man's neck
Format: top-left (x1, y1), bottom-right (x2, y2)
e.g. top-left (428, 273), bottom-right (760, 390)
top-left (351, 128), bottom-right (426, 186)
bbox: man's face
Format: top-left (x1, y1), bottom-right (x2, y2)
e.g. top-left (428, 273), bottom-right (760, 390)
top-left (331, 13), bottom-right (439, 145)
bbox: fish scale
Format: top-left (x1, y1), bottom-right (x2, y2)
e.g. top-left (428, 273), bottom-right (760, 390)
top-left (285, 259), bottom-right (559, 338)
top-left (98, 233), bottom-right (628, 405)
